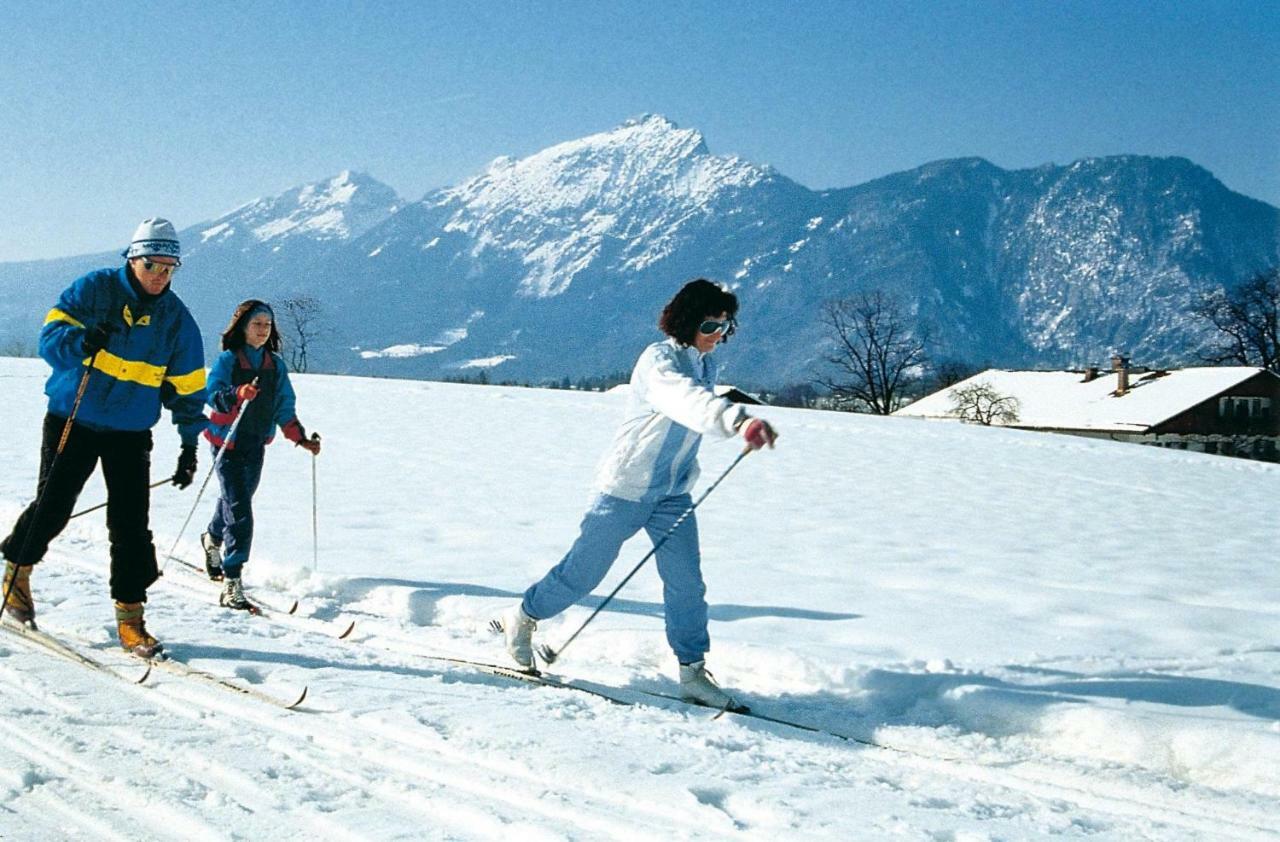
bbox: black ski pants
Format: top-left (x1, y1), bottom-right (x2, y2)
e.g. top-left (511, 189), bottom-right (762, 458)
top-left (1, 413), bottom-right (159, 603)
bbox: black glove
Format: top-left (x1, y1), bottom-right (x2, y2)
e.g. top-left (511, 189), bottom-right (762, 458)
top-left (81, 321), bottom-right (118, 356)
top-left (172, 445), bottom-right (198, 489)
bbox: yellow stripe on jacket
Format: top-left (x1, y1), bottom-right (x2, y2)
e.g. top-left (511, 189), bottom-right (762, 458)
top-left (164, 367), bottom-right (207, 396)
top-left (87, 350), bottom-right (167, 388)
top-left (45, 308), bottom-right (85, 329)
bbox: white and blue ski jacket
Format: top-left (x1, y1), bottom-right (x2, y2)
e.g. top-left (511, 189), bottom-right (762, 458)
top-left (594, 338), bottom-right (747, 503)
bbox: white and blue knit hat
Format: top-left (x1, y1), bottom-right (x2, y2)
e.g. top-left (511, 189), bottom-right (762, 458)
top-left (122, 217), bottom-right (181, 262)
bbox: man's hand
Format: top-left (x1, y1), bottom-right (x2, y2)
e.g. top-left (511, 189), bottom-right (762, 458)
top-left (81, 322), bottom-right (118, 356)
top-left (172, 445), bottom-right (198, 489)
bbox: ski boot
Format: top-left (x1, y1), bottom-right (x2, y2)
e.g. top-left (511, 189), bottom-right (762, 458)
top-left (200, 532), bottom-right (224, 581)
top-left (115, 601), bottom-right (163, 658)
top-left (499, 604), bottom-right (537, 671)
top-left (2, 561), bottom-right (35, 626)
top-left (679, 660), bottom-right (748, 713)
top-left (219, 576), bottom-right (254, 612)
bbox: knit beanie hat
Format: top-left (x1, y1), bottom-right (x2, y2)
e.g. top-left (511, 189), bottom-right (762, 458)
top-left (122, 218), bottom-right (181, 262)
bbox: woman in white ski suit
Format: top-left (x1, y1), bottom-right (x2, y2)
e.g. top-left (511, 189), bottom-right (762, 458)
top-left (503, 279), bottom-right (777, 710)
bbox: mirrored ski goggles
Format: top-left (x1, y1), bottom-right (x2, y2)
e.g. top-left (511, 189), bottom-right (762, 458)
top-left (139, 259), bottom-right (180, 276)
top-left (698, 318), bottom-right (736, 337)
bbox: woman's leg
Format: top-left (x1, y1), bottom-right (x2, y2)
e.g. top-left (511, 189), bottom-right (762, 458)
top-left (646, 494), bottom-right (709, 664)
top-left (522, 494), bottom-right (650, 621)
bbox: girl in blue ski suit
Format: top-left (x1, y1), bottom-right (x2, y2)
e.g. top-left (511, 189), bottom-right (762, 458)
top-left (501, 279), bottom-right (778, 711)
top-left (200, 300), bottom-right (321, 609)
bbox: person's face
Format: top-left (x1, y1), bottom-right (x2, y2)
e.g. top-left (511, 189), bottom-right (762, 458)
top-left (244, 313), bottom-right (273, 349)
top-left (694, 311), bottom-right (733, 354)
top-left (130, 256), bottom-right (178, 295)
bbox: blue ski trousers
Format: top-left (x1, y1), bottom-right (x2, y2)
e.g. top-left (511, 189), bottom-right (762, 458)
top-left (522, 492), bottom-right (710, 664)
top-left (205, 443), bottom-right (266, 578)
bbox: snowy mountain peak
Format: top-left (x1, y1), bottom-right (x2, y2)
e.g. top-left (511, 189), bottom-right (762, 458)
top-left (441, 114), bottom-right (760, 215)
top-left (433, 115), bottom-right (775, 296)
top-left (192, 171), bottom-right (401, 250)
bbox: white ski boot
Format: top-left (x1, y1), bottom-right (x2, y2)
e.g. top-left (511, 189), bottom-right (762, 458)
top-left (200, 532), bottom-right (224, 581)
top-left (219, 576), bottom-right (253, 611)
top-left (500, 604), bottom-right (537, 671)
top-left (679, 660), bottom-right (747, 713)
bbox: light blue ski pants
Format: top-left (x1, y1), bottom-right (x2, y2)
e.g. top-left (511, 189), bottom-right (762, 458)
top-left (522, 492), bottom-right (710, 663)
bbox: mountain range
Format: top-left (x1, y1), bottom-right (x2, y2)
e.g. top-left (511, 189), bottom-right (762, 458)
top-left (2, 114), bottom-right (1277, 389)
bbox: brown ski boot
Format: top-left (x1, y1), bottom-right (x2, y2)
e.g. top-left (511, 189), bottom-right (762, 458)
top-left (3, 561), bottom-right (35, 626)
top-left (115, 601), bottom-right (163, 658)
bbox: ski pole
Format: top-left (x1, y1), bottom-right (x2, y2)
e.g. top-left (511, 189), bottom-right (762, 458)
top-left (536, 445), bottom-right (754, 666)
top-left (69, 478), bottom-right (171, 520)
top-left (3, 353), bottom-right (98, 623)
top-left (310, 433), bottom-right (320, 572)
top-left (161, 380), bottom-right (258, 571)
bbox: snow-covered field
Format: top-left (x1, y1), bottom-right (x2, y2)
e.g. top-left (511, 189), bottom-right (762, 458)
top-left (1, 355), bottom-right (1278, 841)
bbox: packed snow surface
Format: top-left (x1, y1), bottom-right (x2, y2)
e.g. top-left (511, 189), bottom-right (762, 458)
top-left (0, 356), bottom-right (1277, 840)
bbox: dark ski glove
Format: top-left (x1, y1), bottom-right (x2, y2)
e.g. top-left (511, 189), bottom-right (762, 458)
top-left (172, 445), bottom-right (198, 489)
top-left (81, 321), bottom-right (118, 356)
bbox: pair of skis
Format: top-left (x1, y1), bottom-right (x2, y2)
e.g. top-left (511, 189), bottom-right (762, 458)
top-left (0, 616), bottom-right (308, 710)
top-left (9, 556), bottom-right (875, 750)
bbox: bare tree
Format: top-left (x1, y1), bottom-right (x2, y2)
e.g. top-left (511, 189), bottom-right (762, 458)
top-left (815, 290), bottom-right (930, 414)
top-left (949, 381), bottom-right (1020, 425)
top-left (277, 296), bottom-right (323, 373)
top-left (1191, 268), bottom-right (1279, 372)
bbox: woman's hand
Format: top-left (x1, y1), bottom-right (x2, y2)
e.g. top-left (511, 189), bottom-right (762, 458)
top-left (740, 417), bottom-right (777, 450)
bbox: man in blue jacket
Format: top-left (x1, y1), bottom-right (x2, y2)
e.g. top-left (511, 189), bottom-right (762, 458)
top-left (1, 218), bottom-right (209, 657)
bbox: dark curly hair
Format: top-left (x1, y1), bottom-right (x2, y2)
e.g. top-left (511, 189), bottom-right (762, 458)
top-left (658, 279), bottom-right (739, 346)
top-left (221, 299), bottom-right (282, 352)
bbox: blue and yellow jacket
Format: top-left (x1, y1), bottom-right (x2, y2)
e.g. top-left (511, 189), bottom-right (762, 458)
top-left (39, 266), bottom-right (209, 445)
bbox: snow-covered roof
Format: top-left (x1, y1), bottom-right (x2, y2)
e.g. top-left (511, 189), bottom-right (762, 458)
top-left (894, 366), bottom-right (1271, 431)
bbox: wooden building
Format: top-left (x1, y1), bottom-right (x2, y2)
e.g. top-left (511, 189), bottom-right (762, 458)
top-left (894, 358), bottom-right (1280, 462)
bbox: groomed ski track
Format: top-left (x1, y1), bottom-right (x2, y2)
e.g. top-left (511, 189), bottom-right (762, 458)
top-left (0, 542), bottom-right (1273, 840)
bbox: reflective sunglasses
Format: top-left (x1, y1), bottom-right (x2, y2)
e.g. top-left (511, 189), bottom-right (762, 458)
top-left (140, 259), bottom-right (179, 276)
top-left (698, 318), bottom-right (737, 337)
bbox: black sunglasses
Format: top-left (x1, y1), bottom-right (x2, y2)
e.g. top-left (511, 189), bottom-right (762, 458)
top-left (698, 318), bottom-right (737, 337)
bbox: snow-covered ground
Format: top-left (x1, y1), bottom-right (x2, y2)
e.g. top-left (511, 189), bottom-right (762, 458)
top-left (0, 355), bottom-right (1277, 840)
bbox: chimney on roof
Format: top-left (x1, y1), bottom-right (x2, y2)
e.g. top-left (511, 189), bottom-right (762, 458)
top-left (1111, 354), bottom-right (1130, 396)
top-left (1082, 366), bottom-right (1100, 383)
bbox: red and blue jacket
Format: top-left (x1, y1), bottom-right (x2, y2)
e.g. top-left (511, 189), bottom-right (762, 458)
top-left (39, 266), bottom-right (208, 444)
top-left (203, 346), bottom-right (305, 450)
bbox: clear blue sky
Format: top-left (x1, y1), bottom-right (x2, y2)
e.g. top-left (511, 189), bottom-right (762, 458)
top-left (1, 0), bottom-right (1276, 261)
